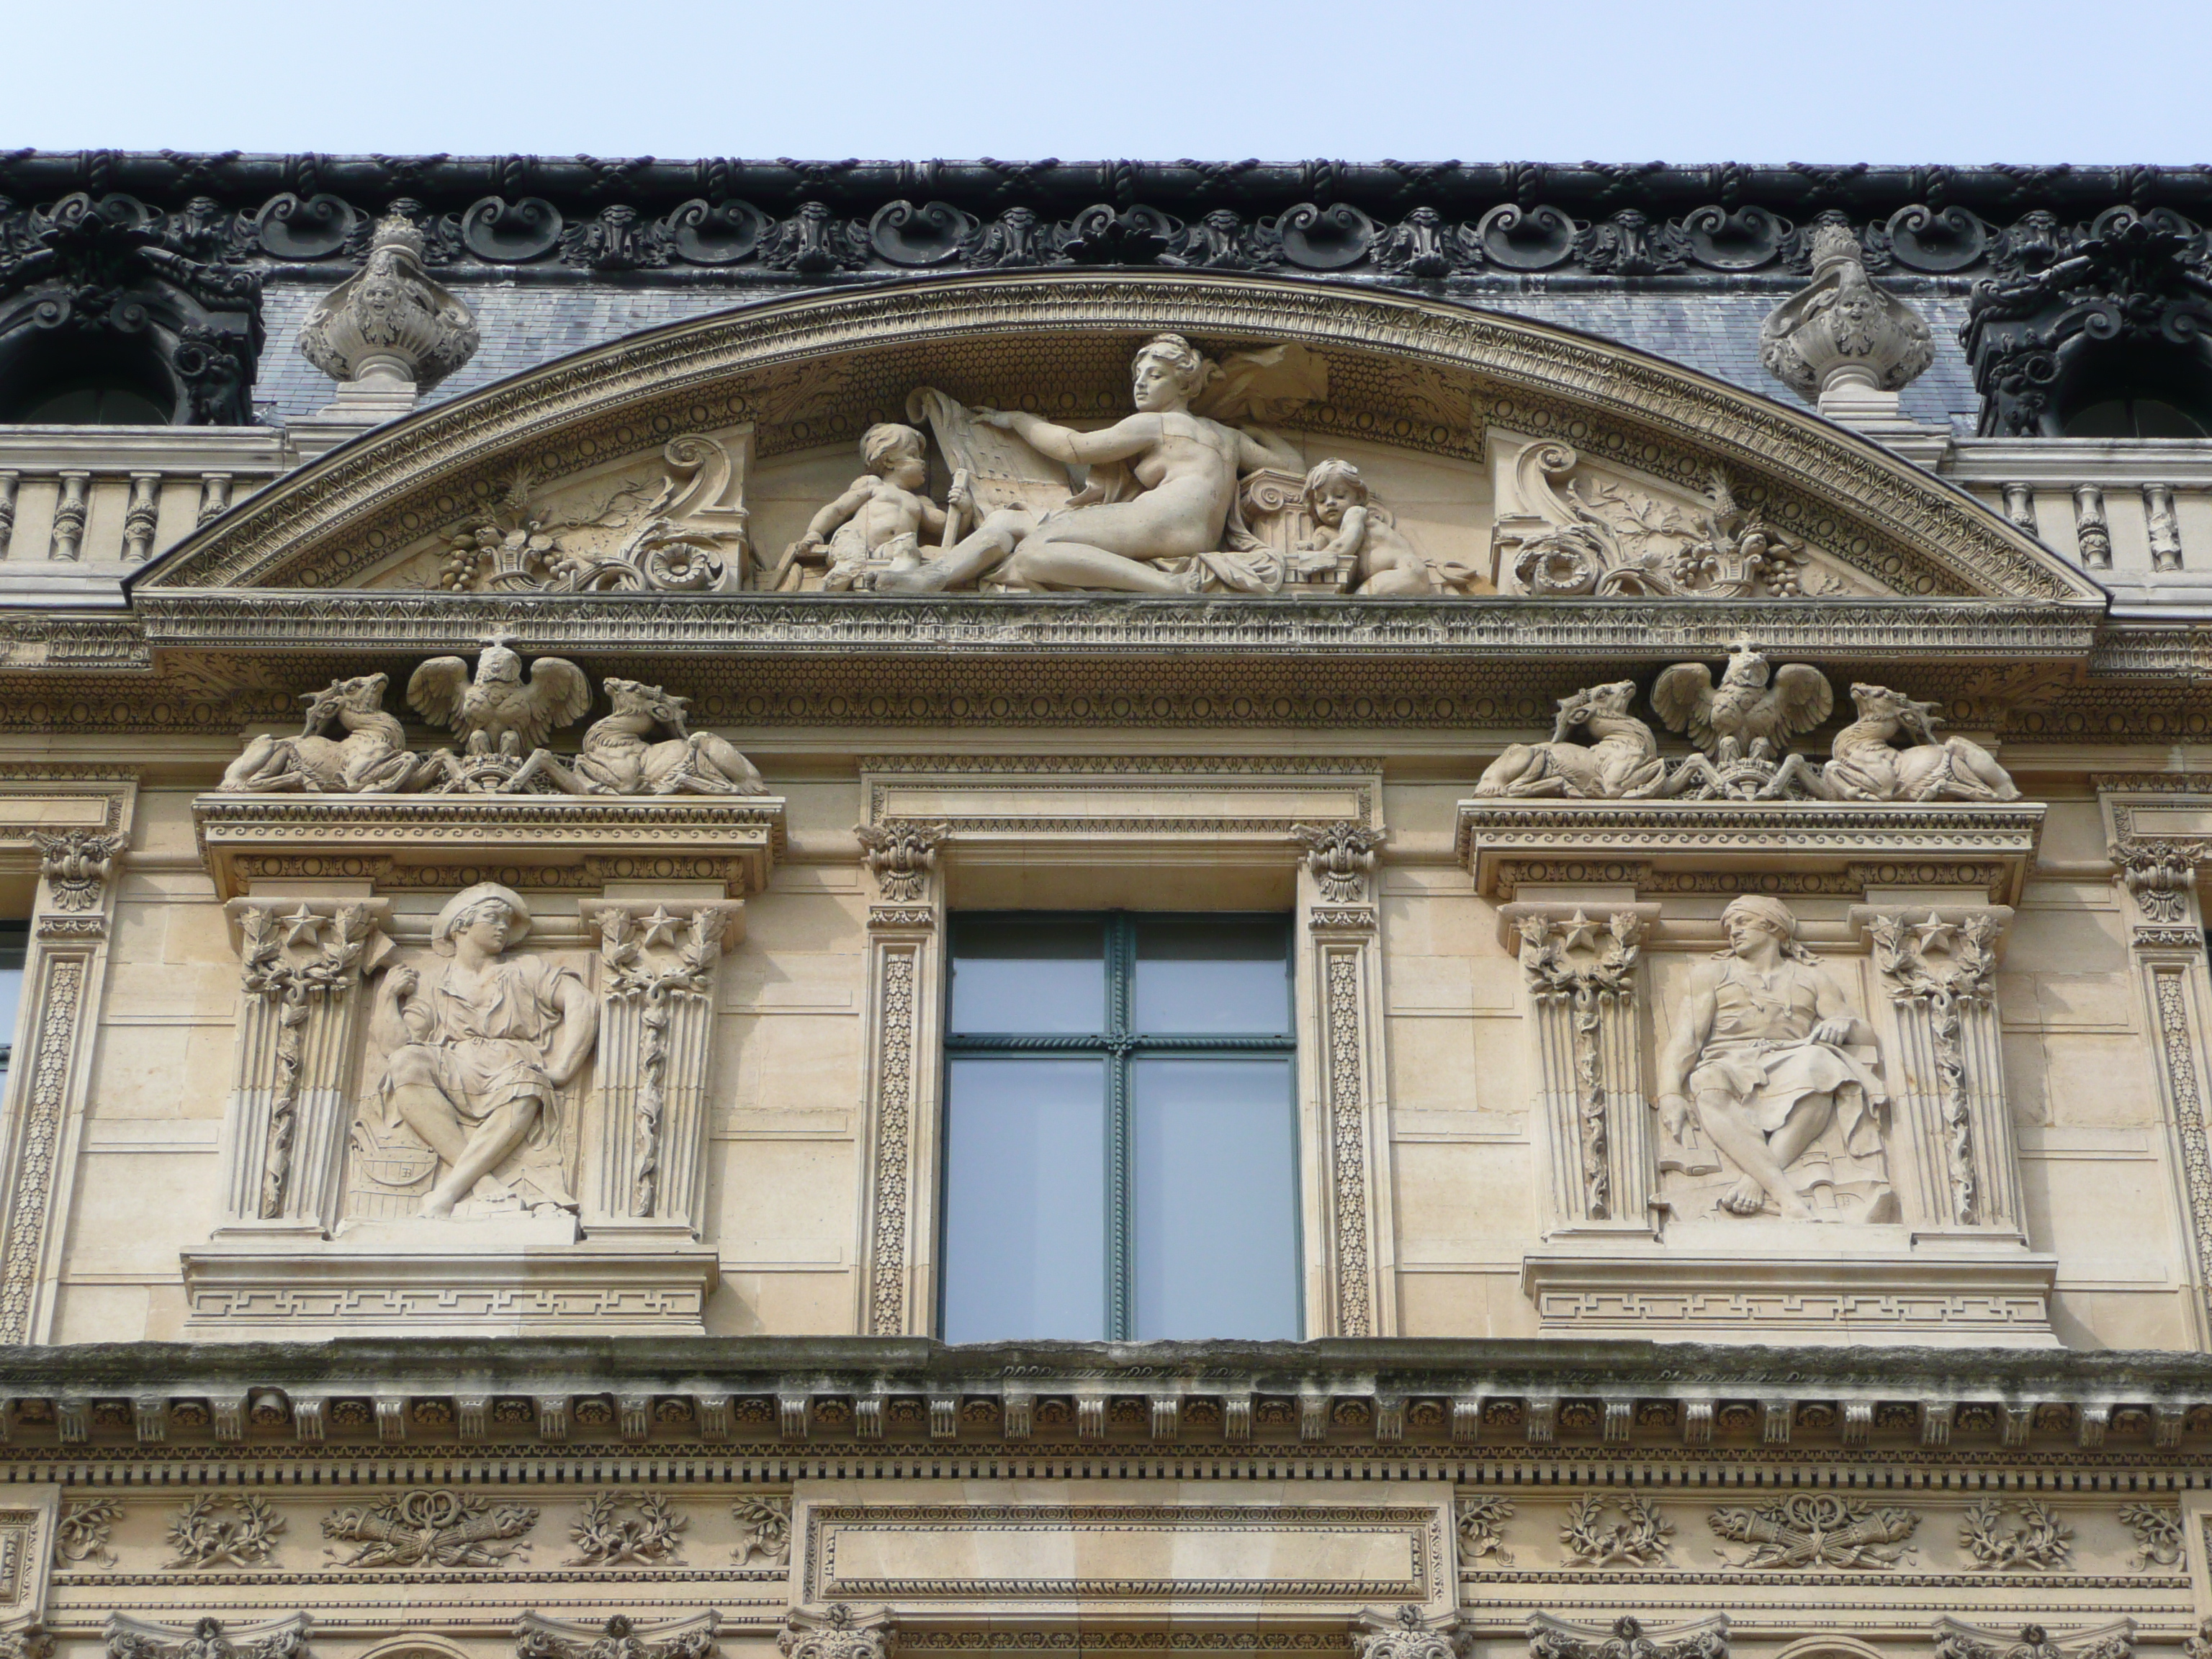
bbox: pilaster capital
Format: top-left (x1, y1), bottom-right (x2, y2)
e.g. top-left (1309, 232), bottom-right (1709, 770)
top-left (778, 1607), bottom-right (892, 1659)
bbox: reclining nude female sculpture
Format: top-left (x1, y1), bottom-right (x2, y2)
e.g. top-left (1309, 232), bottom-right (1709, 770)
top-left (873, 333), bottom-right (1304, 594)
top-left (372, 884), bottom-right (597, 1218)
top-left (1655, 895), bottom-right (1894, 1223)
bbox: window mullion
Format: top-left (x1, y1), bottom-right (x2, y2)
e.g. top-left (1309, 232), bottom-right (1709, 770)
top-left (1106, 913), bottom-right (1133, 1342)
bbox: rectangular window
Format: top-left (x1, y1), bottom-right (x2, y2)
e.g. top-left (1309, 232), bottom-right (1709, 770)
top-left (940, 913), bottom-right (1299, 1343)
top-left (0, 920), bottom-right (27, 1082)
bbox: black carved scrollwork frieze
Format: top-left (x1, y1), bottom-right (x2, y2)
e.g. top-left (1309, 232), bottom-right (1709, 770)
top-left (0, 191), bottom-right (264, 425)
top-left (1, 156), bottom-right (2211, 292)
top-left (1961, 206), bottom-right (2212, 436)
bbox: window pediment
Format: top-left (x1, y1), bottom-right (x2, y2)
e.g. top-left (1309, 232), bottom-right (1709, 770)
top-left (135, 271), bottom-right (2098, 609)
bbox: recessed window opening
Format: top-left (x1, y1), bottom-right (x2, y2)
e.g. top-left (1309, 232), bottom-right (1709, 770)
top-left (0, 919), bottom-right (29, 1079)
top-left (2056, 341), bottom-right (2212, 437)
top-left (0, 335), bottom-right (176, 425)
top-left (939, 912), bottom-right (1300, 1343)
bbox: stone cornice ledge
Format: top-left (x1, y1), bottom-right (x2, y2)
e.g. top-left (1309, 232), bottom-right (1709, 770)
top-left (1, 1338), bottom-right (2209, 1457)
top-left (130, 593), bottom-right (2104, 660)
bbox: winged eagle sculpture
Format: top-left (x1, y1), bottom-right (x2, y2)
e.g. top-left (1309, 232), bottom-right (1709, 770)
top-left (406, 636), bottom-right (593, 757)
top-left (1650, 643), bottom-right (1833, 766)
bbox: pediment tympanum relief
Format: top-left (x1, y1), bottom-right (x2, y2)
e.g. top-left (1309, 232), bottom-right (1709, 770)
top-left (138, 271), bottom-right (2098, 606)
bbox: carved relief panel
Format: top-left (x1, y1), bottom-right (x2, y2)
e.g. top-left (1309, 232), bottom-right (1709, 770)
top-left (1462, 688), bottom-right (2054, 1346)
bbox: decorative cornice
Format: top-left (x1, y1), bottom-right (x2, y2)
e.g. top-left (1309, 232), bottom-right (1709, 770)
top-left (5, 1337), bottom-right (2212, 1460)
top-left (130, 591), bottom-right (2105, 657)
top-left (4, 154), bottom-right (2206, 284)
top-left (132, 271), bottom-right (2092, 604)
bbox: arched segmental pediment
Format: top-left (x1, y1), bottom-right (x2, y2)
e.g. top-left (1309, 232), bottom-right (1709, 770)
top-left (137, 270), bottom-right (2102, 605)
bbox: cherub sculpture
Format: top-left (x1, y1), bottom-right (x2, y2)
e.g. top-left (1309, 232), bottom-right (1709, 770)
top-left (1475, 681), bottom-right (1668, 799)
top-left (539, 678), bottom-right (768, 796)
top-left (220, 673), bottom-right (419, 793)
top-left (1651, 644), bottom-right (1834, 766)
top-left (773, 422), bottom-right (970, 592)
top-left (372, 884), bottom-right (595, 1218)
top-left (1295, 459), bottom-right (1489, 596)
top-left (1768, 682), bottom-right (2022, 802)
top-left (875, 333), bottom-right (1305, 595)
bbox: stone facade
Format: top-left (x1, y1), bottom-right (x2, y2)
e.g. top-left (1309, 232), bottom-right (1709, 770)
top-left (0, 145), bottom-right (2210, 1659)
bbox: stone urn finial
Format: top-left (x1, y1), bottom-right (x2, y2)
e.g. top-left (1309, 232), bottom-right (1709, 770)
top-left (297, 212), bottom-right (479, 419)
top-left (1759, 217), bottom-right (1935, 423)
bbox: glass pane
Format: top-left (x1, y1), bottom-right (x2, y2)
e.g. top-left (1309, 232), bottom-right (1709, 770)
top-left (950, 916), bottom-right (1104, 1034)
top-left (1130, 1058), bottom-right (1298, 1339)
top-left (0, 969), bottom-right (20, 1069)
top-left (1131, 916), bottom-right (1289, 1034)
top-left (941, 1058), bottom-right (1107, 1341)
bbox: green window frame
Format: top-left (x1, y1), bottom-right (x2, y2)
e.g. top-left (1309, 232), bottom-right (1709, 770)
top-left (939, 911), bottom-right (1300, 1342)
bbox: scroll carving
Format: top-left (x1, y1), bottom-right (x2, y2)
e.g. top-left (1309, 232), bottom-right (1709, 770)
top-left (1352, 1609), bottom-right (1470, 1659)
top-left (32, 829), bottom-right (125, 912)
top-left (1294, 822), bottom-right (1384, 902)
top-left (590, 902), bottom-right (740, 1231)
top-left (1527, 1615), bottom-right (1727, 1659)
top-left (516, 1615), bottom-right (716, 1659)
top-left (1933, 1623), bottom-right (2134, 1659)
top-left (780, 1607), bottom-right (892, 1659)
top-left (1495, 441), bottom-right (1839, 600)
top-left (436, 437), bottom-right (752, 594)
top-left (107, 1617), bottom-right (311, 1659)
top-left (857, 821), bottom-right (948, 903)
top-left (2116, 842), bottom-right (2196, 925)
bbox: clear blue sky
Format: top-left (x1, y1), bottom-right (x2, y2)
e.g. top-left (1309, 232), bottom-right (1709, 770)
top-left (6, 0), bottom-right (2205, 163)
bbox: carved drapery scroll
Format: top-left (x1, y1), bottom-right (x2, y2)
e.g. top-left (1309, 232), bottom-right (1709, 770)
top-left (516, 1613), bottom-right (718, 1659)
top-left (1501, 902), bottom-right (1660, 1236)
top-left (32, 830), bottom-right (125, 914)
top-left (855, 819), bottom-right (947, 904)
top-left (780, 1606), bottom-right (891, 1659)
top-left (1859, 905), bottom-right (2019, 1233)
top-left (1933, 1621), bottom-right (2135, 1659)
top-left (217, 899), bottom-right (390, 1234)
top-left (2118, 842), bottom-right (2196, 930)
top-left (1295, 822), bottom-right (1384, 904)
top-left (1527, 1614), bottom-right (1729, 1659)
top-left (1353, 1608), bottom-right (1470, 1659)
top-left (107, 1616), bottom-right (313, 1659)
top-left (588, 901), bottom-right (742, 1232)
